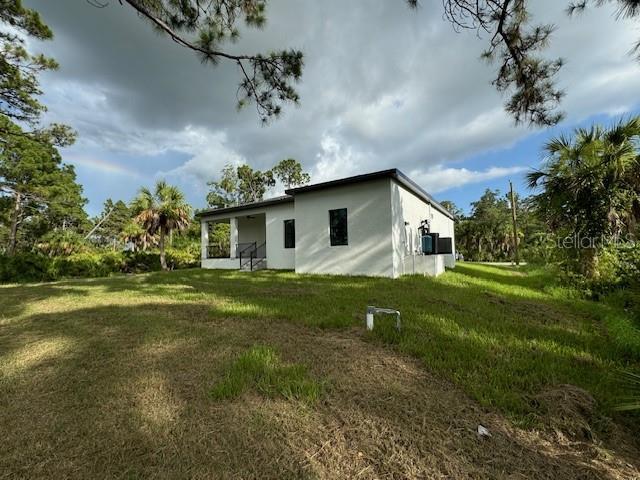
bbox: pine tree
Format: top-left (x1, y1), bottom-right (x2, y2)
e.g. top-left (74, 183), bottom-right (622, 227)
top-left (272, 159), bottom-right (310, 189)
top-left (0, 119), bottom-right (86, 254)
top-left (0, 1), bottom-right (75, 145)
top-left (117, 0), bottom-right (303, 123)
top-left (114, 0), bottom-right (640, 126)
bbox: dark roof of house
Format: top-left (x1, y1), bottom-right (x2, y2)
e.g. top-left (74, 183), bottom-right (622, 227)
top-left (195, 169), bottom-right (454, 220)
top-left (195, 195), bottom-right (293, 218)
top-left (285, 168), bottom-right (454, 219)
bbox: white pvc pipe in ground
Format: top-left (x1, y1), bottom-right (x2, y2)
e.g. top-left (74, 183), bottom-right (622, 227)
top-left (366, 313), bottom-right (374, 330)
top-left (366, 306), bottom-right (401, 331)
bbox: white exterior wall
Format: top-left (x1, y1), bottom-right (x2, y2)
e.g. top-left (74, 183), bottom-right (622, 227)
top-left (265, 202), bottom-right (295, 269)
top-left (199, 177), bottom-right (454, 277)
top-left (401, 254), bottom-right (445, 276)
top-left (294, 179), bottom-right (394, 277)
top-left (390, 180), bottom-right (455, 277)
top-left (237, 214), bottom-right (266, 245)
top-left (200, 202), bottom-right (295, 271)
top-left (229, 217), bottom-right (238, 258)
top-left (201, 258), bottom-right (238, 269)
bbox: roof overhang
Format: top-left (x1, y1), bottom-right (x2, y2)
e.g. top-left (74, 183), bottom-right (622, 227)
top-left (195, 195), bottom-right (294, 218)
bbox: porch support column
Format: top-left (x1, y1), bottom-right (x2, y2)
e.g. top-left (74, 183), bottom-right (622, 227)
top-left (229, 217), bottom-right (238, 258)
top-left (200, 219), bottom-right (209, 261)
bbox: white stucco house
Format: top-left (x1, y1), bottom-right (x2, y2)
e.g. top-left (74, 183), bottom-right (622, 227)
top-left (196, 169), bottom-right (456, 278)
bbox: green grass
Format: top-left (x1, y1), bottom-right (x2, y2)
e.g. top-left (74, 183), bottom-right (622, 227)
top-left (1, 263), bottom-right (639, 477)
top-left (211, 345), bottom-right (323, 402)
top-left (2, 263), bottom-right (637, 420)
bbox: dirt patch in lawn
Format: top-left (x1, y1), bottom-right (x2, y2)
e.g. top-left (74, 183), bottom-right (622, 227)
top-left (266, 326), bottom-right (640, 479)
top-left (1, 313), bottom-right (639, 479)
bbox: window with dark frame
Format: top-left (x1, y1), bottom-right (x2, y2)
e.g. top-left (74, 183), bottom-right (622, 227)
top-left (329, 208), bottom-right (348, 246)
top-left (284, 219), bottom-right (295, 248)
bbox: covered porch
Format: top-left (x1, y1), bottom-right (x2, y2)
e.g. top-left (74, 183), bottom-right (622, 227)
top-left (201, 212), bottom-right (267, 271)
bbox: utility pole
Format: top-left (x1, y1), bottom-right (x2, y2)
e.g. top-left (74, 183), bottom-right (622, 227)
top-left (509, 180), bottom-right (519, 266)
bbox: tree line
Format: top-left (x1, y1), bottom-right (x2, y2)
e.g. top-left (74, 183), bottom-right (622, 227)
top-left (0, 152), bottom-right (310, 271)
top-left (445, 117), bottom-right (640, 290)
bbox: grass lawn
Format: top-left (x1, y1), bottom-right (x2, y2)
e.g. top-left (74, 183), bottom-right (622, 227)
top-left (1, 264), bottom-right (639, 478)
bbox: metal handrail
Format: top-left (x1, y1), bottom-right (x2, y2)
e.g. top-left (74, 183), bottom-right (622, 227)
top-left (238, 242), bottom-right (256, 268)
top-left (250, 241), bottom-right (267, 271)
top-left (237, 242), bottom-right (256, 258)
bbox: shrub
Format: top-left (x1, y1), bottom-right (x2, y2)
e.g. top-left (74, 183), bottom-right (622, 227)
top-left (0, 252), bottom-right (56, 282)
top-left (166, 243), bottom-right (199, 269)
top-left (0, 246), bottom-right (201, 283)
top-left (35, 230), bottom-right (89, 257)
top-left (122, 251), bottom-right (161, 273)
top-left (52, 252), bottom-right (125, 279)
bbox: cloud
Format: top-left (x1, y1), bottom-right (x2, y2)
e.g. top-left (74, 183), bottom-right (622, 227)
top-left (158, 131), bottom-right (246, 198)
top-left (24, 0), bottom-right (640, 210)
top-left (310, 134), bottom-right (369, 183)
top-left (409, 165), bottom-right (528, 194)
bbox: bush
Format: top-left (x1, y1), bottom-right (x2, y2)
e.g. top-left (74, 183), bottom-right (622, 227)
top-left (122, 251), bottom-right (161, 273)
top-left (0, 252), bottom-right (57, 282)
top-left (35, 230), bottom-right (89, 257)
top-left (51, 252), bottom-right (125, 279)
top-left (0, 246), bottom-right (201, 283)
top-left (166, 243), bottom-right (200, 269)
top-left (567, 243), bottom-right (640, 295)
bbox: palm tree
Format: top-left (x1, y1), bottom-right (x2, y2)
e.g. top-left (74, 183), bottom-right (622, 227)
top-left (120, 220), bottom-right (156, 252)
top-left (527, 117), bottom-right (640, 277)
top-left (131, 181), bottom-right (192, 270)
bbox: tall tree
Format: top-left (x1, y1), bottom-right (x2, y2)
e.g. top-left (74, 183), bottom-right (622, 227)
top-left (120, 220), bottom-right (155, 252)
top-left (90, 199), bottom-right (132, 247)
top-left (527, 117), bottom-right (640, 277)
top-left (132, 181), bottom-right (191, 270)
top-left (271, 158), bottom-right (310, 188)
top-left (206, 164), bottom-right (240, 208)
top-left (0, 119), bottom-right (86, 255)
top-left (206, 163), bottom-right (277, 207)
top-left (454, 189), bottom-right (519, 261)
top-left (439, 200), bottom-right (463, 220)
top-left (236, 164), bottom-right (275, 203)
top-left (0, 1), bottom-right (74, 145)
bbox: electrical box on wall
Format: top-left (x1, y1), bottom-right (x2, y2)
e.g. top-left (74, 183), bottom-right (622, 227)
top-left (421, 235), bottom-right (433, 254)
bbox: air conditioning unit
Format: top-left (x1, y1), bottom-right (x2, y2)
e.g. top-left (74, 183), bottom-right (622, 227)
top-left (438, 237), bottom-right (453, 254)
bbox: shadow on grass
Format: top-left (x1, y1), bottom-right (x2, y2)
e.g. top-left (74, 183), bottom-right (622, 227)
top-left (2, 266), bottom-right (640, 456)
top-left (2, 298), bottom-right (636, 478)
top-left (3, 266), bottom-right (638, 414)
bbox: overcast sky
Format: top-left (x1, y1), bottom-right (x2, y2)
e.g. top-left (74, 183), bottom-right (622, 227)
top-left (25, 0), bottom-right (640, 216)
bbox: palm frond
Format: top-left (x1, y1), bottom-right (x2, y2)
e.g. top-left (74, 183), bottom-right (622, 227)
top-left (525, 169), bottom-right (546, 189)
